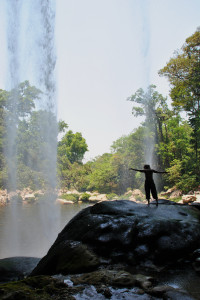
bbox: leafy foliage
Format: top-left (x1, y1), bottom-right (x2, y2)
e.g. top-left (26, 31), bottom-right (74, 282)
top-left (16, 110), bottom-right (58, 189)
top-left (79, 192), bottom-right (90, 202)
top-left (86, 153), bottom-right (118, 193)
top-left (159, 28), bottom-right (200, 164)
top-left (58, 130), bottom-right (88, 164)
top-left (60, 193), bottom-right (79, 202)
top-left (106, 193), bottom-right (118, 200)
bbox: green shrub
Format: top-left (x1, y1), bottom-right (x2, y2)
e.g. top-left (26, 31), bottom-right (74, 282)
top-left (80, 193), bottom-right (90, 202)
top-left (135, 195), bottom-right (144, 202)
top-left (106, 193), bottom-right (118, 200)
top-left (118, 193), bottom-right (132, 200)
top-left (170, 196), bottom-right (182, 203)
top-left (60, 193), bottom-right (79, 202)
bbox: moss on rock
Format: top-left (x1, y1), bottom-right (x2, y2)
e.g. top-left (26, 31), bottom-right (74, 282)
top-left (0, 275), bottom-right (76, 300)
top-left (71, 269), bottom-right (136, 287)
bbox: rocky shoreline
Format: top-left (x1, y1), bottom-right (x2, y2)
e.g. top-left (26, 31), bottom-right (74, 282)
top-left (1, 186), bottom-right (200, 206)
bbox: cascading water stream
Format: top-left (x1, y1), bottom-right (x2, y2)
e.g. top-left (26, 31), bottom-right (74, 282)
top-left (140, 0), bottom-right (155, 168)
top-left (1, 0), bottom-right (60, 258)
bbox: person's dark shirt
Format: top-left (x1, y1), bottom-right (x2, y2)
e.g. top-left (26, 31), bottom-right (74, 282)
top-left (139, 169), bottom-right (158, 182)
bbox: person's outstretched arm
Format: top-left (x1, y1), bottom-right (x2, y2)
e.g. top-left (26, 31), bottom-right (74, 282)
top-left (153, 170), bottom-right (168, 174)
top-left (129, 168), bottom-right (145, 172)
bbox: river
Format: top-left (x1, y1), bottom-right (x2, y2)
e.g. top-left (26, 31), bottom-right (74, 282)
top-left (0, 203), bottom-right (90, 259)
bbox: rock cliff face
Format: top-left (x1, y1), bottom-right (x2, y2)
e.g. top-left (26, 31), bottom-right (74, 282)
top-left (31, 200), bottom-right (200, 276)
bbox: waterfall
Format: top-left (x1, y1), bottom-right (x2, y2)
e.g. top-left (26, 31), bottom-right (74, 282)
top-left (139, 0), bottom-right (157, 170)
top-left (5, 0), bottom-right (57, 188)
top-left (1, 0), bottom-right (60, 257)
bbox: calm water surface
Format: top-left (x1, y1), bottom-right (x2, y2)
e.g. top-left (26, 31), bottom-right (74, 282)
top-left (0, 203), bottom-right (90, 259)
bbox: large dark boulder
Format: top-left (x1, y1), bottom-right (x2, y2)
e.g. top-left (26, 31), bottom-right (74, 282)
top-left (31, 200), bottom-right (200, 276)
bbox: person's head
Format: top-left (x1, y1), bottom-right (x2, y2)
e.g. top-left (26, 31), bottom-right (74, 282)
top-left (144, 164), bottom-right (150, 169)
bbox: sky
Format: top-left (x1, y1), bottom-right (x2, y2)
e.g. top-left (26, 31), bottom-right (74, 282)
top-left (0, 0), bottom-right (200, 162)
top-left (55, 0), bottom-right (200, 161)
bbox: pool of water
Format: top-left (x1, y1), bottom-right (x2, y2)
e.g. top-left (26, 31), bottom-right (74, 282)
top-left (0, 202), bottom-right (90, 259)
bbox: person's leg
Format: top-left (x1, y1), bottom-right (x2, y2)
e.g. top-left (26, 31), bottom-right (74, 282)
top-left (145, 181), bottom-right (150, 205)
top-left (151, 181), bottom-right (158, 206)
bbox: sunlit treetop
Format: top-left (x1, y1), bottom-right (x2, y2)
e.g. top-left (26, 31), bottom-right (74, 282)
top-left (159, 28), bottom-right (200, 115)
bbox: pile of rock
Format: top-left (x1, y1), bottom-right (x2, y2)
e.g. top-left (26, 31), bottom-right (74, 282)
top-left (0, 188), bottom-right (47, 206)
top-left (1, 185), bottom-right (200, 208)
top-left (160, 186), bottom-right (182, 199)
top-left (88, 192), bottom-right (107, 202)
top-left (56, 189), bottom-right (146, 205)
top-left (181, 194), bottom-right (197, 204)
top-left (0, 190), bottom-right (9, 205)
top-left (125, 189), bottom-right (145, 202)
top-left (177, 192), bottom-right (200, 205)
top-left (57, 189), bottom-right (80, 197)
top-left (160, 186), bottom-right (200, 206)
top-left (56, 190), bottom-right (108, 204)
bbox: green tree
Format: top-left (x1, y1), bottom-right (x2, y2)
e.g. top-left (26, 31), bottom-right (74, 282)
top-left (87, 153), bottom-right (118, 193)
top-left (158, 116), bottom-right (193, 164)
top-left (16, 110), bottom-right (58, 189)
top-left (58, 120), bottom-right (68, 133)
top-left (127, 85), bottom-right (169, 141)
top-left (127, 85), bottom-right (171, 169)
top-left (4, 81), bottom-right (41, 122)
top-left (157, 115), bottom-right (195, 192)
top-left (58, 161), bottom-right (90, 191)
top-left (57, 129), bottom-right (88, 188)
top-left (111, 127), bottom-right (146, 192)
top-left (0, 81), bottom-right (42, 190)
top-left (58, 130), bottom-right (88, 165)
top-left (159, 28), bottom-right (200, 162)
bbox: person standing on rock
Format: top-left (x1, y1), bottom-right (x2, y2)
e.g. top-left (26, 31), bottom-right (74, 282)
top-left (129, 164), bottom-right (167, 206)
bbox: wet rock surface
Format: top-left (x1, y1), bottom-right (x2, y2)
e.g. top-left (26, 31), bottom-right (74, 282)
top-left (1, 200), bottom-right (200, 299)
top-left (0, 257), bottom-right (40, 283)
top-left (0, 268), bottom-right (198, 300)
top-left (31, 200), bottom-right (200, 276)
top-left (0, 275), bottom-right (77, 300)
